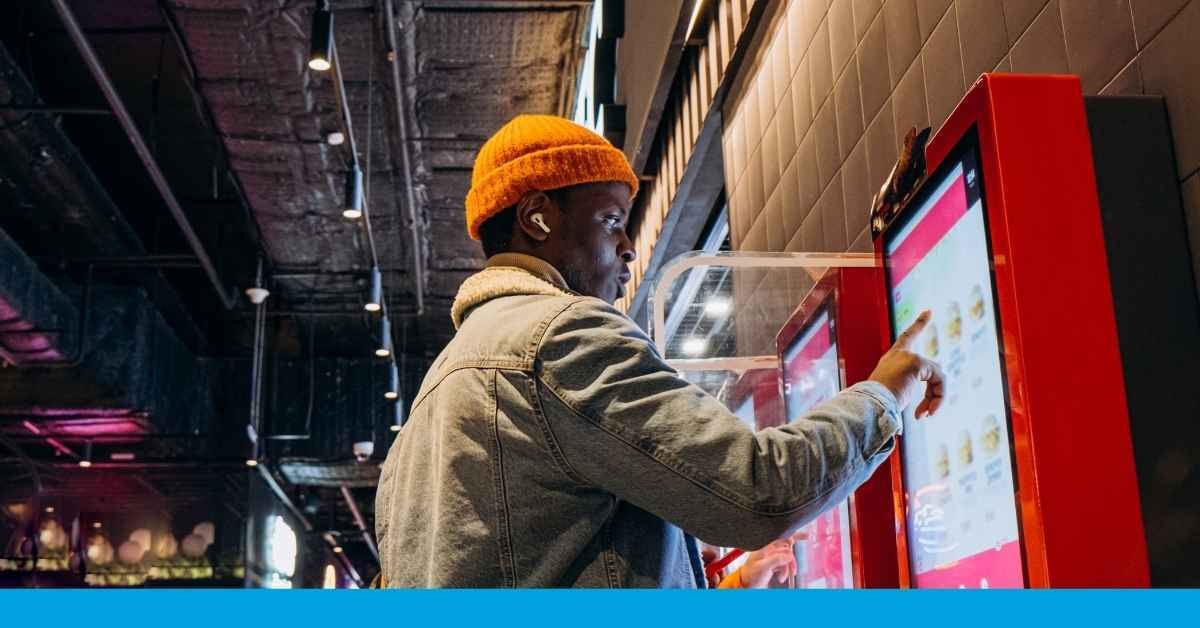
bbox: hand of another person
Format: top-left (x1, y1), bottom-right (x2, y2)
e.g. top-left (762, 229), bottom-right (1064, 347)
top-left (868, 310), bottom-right (947, 418)
top-left (700, 547), bottom-right (723, 588)
top-left (738, 533), bottom-right (805, 588)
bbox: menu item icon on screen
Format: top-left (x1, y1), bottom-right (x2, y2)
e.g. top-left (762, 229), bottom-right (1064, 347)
top-left (969, 285), bottom-right (985, 321)
top-left (947, 302), bottom-right (963, 344)
top-left (981, 415), bottom-right (1001, 456)
top-left (958, 430), bottom-right (974, 467)
top-left (935, 444), bottom-right (951, 480)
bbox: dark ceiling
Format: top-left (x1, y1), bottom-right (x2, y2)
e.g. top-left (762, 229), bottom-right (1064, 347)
top-left (0, 0), bottom-right (589, 585)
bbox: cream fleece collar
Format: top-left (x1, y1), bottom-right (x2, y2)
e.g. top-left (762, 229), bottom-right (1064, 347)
top-left (450, 253), bottom-right (575, 329)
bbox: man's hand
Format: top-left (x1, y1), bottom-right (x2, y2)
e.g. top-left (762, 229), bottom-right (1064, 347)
top-left (869, 310), bottom-right (947, 418)
top-left (739, 533), bottom-right (805, 588)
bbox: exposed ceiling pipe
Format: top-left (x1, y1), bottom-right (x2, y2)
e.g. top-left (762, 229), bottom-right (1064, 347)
top-left (385, 0), bottom-right (426, 317)
top-left (339, 484), bottom-right (381, 564)
top-left (50, 0), bottom-right (238, 311)
top-left (247, 259), bottom-right (267, 460)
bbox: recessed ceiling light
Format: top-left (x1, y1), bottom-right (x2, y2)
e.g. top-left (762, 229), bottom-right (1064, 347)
top-left (682, 337), bottom-right (707, 356)
top-left (704, 298), bottom-right (731, 316)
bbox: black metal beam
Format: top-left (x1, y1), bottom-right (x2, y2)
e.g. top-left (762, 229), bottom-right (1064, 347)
top-left (0, 105), bottom-right (111, 115)
top-left (51, 0), bottom-right (239, 310)
top-left (340, 484), bottom-right (380, 564)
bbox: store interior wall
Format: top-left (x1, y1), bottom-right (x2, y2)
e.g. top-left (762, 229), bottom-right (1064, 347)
top-left (720, 0), bottom-right (1200, 298)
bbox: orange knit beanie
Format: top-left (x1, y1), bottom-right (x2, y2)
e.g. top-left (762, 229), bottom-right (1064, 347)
top-left (465, 114), bottom-right (639, 240)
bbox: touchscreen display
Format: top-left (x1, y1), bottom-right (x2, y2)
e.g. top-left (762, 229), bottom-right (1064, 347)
top-left (884, 138), bottom-right (1024, 588)
top-left (781, 309), bottom-right (854, 589)
top-left (782, 311), bottom-right (840, 420)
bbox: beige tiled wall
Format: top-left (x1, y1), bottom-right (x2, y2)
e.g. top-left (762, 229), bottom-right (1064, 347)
top-left (722, 0), bottom-right (1200, 292)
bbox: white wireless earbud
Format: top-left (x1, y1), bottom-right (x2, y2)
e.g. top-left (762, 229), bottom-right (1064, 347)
top-left (531, 213), bottom-right (551, 234)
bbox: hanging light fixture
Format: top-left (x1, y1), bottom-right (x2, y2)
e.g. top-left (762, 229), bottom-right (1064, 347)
top-left (308, 0), bottom-right (333, 72)
top-left (385, 361), bottom-right (400, 400)
top-left (78, 440), bottom-right (93, 468)
top-left (326, 131), bottom-right (345, 146)
top-left (375, 314), bottom-right (392, 358)
top-left (342, 162), bottom-right (364, 219)
top-left (390, 397), bottom-right (405, 432)
top-left (364, 266), bottom-right (383, 312)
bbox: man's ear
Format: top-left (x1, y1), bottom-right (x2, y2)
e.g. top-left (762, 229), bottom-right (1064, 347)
top-left (515, 191), bottom-right (555, 242)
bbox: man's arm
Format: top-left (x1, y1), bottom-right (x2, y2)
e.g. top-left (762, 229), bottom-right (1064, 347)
top-left (532, 299), bottom-right (910, 550)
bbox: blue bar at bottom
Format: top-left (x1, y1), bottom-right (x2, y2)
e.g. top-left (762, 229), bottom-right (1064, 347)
top-left (0, 589), bottom-right (1190, 628)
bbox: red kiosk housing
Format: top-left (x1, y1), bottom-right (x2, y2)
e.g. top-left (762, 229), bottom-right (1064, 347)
top-left (768, 268), bottom-right (897, 588)
top-left (871, 74), bottom-right (1149, 587)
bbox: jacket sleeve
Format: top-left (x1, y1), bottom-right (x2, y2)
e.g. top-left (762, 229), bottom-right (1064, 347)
top-left (533, 298), bottom-right (901, 550)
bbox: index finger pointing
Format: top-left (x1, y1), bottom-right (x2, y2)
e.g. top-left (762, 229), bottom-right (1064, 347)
top-left (895, 310), bottom-right (932, 349)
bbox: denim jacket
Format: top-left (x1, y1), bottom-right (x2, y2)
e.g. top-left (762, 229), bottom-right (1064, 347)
top-left (375, 253), bottom-right (901, 587)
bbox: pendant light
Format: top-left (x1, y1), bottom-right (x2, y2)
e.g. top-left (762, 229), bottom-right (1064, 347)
top-left (364, 266), bottom-right (382, 312)
top-left (342, 162), bottom-right (363, 219)
top-left (308, 0), bottom-right (333, 72)
top-left (375, 314), bottom-right (392, 358)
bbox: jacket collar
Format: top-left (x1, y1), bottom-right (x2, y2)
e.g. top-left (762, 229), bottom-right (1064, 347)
top-left (450, 253), bottom-right (575, 329)
top-left (485, 253), bottom-right (571, 291)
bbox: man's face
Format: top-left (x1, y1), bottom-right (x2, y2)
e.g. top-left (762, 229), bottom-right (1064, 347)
top-left (547, 182), bottom-right (636, 304)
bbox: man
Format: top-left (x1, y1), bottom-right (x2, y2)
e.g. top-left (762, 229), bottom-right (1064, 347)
top-left (375, 114), bottom-right (943, 587)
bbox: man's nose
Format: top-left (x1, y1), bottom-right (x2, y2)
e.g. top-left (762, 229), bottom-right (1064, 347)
top-left (619, 230), bottom-right (636, 262)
